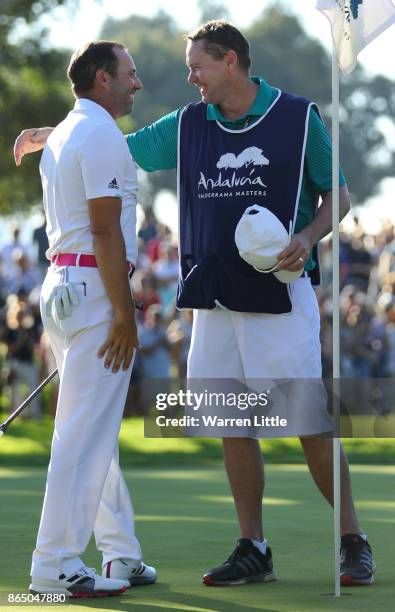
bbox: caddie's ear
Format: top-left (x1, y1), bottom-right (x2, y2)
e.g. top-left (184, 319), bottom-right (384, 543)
top-left (224, 49), bottom-right (238, 70)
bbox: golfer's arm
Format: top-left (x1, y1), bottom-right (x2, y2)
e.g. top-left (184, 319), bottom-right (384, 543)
top-left (88, 197), bottom-right (134, 317)
top-left (302, 185), bottom-right (350, 247)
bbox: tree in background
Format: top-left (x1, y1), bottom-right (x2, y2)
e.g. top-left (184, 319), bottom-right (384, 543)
top-left (197, 0), bottom-right (230, 23)
top-left (102, 5), bottom-right (395, 208)
top-left (1, 2), bottom-right (394, 213)
top-left (101, 11), bottom-right (196, 202)
top-left (246, 7), bottom-right (395, 205)
top-left (0, 0), bottom-right (72, 214)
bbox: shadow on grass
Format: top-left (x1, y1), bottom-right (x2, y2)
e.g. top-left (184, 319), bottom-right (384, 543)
top-left (67, 581), bottom-right (281, 612)
top-left (1, 414), bottom-right (394, 468)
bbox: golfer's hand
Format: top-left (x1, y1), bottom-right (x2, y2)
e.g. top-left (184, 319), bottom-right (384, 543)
top-left (98, 311), bottom-right (139, 373)
top-left (14, 127), bottom-right (52, 166)
top-left (276, 231), bottom-right (311, 272)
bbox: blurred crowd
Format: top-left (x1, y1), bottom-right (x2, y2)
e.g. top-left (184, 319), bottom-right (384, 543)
top-left (319, 218), bottom-right (395, 379)
top-left (1, 210), bottom-right (394, 419)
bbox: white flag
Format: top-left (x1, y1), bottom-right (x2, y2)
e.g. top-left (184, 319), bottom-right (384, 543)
top-left (317, 0), bottom-right (395, 73)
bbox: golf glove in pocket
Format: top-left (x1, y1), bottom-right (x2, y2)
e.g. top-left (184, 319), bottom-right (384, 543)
top-left (46, 283), bottom-right (80, 320)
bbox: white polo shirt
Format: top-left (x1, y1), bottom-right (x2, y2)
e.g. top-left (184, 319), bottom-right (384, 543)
top-left (40, 98), bottom-right (138, 264)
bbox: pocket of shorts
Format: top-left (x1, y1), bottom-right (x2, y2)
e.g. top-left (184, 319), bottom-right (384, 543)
top-left (291, 278), bottom-right (320, 323)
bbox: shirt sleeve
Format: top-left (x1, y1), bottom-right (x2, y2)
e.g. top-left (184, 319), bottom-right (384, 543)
top-left (79, 124), bottom-right (127, 199)
top-left (305, 107), bottom-right (346, 193)
top-left (126, 110), bottom-right (181, 171)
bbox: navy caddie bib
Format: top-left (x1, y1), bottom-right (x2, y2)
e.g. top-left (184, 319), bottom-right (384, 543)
top-left (177, 90), bottom-right (320, 313)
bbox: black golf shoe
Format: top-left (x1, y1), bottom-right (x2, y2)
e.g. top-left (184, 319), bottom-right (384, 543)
top-left (203, 538), bottom-right (277, 586)
top-left (340, 534), bottom-right (376, 586)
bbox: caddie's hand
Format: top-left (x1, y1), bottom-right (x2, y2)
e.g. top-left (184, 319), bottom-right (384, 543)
top-left (14, 127), bottom-right (52, 166)
top-left (276, 231), bottom-right (311, 272)
top-left (98, 311), bottom-right (139, 373)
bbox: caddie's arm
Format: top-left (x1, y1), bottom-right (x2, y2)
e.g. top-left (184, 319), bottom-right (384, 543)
top-left (276, 185), bottom-right (350, 272)
top-left (126, 110), bottom-right (179, 171)
top-left (14, 108), bottom-right (180, 171)
top-left (276, 106), bottom-right (350, 272)
top-left (14, 128), bottom-right (54, 166)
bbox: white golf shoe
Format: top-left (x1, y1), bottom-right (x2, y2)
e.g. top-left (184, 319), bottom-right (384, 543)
top-left (103, 559), bottom-right (157, 587)
top-left (30, 566), bottom-right (128, 598)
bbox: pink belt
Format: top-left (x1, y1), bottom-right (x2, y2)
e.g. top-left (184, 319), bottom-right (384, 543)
top-left (51, 253), bottom-right (135, 274)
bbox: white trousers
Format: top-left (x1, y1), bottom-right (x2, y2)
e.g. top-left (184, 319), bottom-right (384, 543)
top-left (31, 265), bottom-right (142, 580)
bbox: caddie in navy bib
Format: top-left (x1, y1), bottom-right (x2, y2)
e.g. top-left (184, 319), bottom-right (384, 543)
top-left (177, 90), bottom-right (320, 313)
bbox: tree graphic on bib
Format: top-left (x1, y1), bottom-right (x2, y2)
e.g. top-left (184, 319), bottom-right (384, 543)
top-left (216, 147), bottom-right (270, 170)
top-left (216, 153), bottom-right (238, 169)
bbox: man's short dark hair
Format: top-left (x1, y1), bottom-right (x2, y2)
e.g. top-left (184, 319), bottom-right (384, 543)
top-left (67, 41), bottom-right (125, 95)
top-left (186, 20), bottom-right (251, 72)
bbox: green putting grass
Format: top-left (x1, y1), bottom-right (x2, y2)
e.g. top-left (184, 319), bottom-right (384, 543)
top-left (1, 415), bottom-right (395, 466)
top-left (0, 465), bottom-right (394, 611)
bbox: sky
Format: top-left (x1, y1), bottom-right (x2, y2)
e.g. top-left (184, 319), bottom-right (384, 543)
top-left (42, 0), bottom-right (395, 80)
top-left (8, 0), bottom-right (395, 240)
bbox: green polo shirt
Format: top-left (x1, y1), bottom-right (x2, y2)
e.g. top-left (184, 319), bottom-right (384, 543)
top-left (127, 76), bottom-right (346, 271)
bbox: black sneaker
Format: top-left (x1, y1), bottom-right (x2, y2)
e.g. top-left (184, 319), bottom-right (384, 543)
top-left (203, 539), bottom-right (277, 586)
top-left (340, 534), bottom-right (376, 586)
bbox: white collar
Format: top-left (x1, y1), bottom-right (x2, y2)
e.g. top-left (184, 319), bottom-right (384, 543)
top-left (74, 98), bottom-right (114, 123)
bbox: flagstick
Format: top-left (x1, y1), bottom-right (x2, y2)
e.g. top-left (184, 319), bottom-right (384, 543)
top-left (331, 41), bottom-right (341, 598)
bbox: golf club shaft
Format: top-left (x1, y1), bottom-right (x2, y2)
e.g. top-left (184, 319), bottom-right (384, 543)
top-left (0, 368), bottom-right (58, 435)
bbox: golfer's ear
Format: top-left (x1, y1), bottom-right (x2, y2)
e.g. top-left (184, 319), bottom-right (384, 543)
top-left (95, 68), bottom-right (109, 88)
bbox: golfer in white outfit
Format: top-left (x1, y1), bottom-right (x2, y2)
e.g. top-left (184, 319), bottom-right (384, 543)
top-left (28, 41), bottom-right (156, 597)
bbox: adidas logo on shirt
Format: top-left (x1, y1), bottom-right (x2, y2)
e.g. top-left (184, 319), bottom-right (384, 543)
top-left (108, 177), bottom-right (119, 189)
